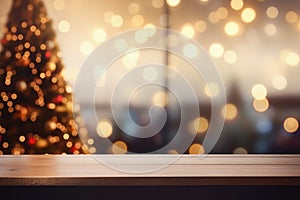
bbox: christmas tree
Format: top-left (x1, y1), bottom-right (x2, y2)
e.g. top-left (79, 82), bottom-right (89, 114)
top-left (0, 0), bottom-right (87, 154)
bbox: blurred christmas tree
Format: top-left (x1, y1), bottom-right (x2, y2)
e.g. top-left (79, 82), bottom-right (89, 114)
top-left (0, 0), bottom-right (88, 154)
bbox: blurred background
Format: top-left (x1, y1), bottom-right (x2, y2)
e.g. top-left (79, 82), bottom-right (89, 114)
top-left (1, 0), bottom-right (300, 154)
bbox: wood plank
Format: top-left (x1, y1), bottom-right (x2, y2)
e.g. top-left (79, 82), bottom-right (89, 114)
top-left (0, 155), bottom-right (300, 185)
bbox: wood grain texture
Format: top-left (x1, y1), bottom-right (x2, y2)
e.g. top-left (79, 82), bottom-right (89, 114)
top-left (0, 155), bottom-right (300, 185)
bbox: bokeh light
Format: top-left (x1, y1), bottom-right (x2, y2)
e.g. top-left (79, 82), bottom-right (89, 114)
top-left (286, 51), bottom-right (299, 66)
top-left (143, 24), bottom-right (156, 37)
top-left (2, 0), bottom-right (300, 155)
top-left (209, 43), bottom-right (224, 58)
top-left (96, 119), bottom-right (113, 138)
top-left (264, 23), bottom-right (277, 36)
top-left (104, 10), bottom-right (114, 23)
top-left (93, 28), bottom-right (106, 43)
top-left (272, 75), bottom-right (287, 90)
top-left (208, 11), bottom-right (220, 24)
top-left (128, 3), bottom-right (140, 15)
top-left (285, 11), bottom-right (298, 23)
top-left (122, 50), bottom-right (140, 69)
top-left (233, 147), bottom-right (248, 154)
top-left (189, 117), bottom-right (209, 134)
top-left (112, 141), bottom-right (128, 154)
top-left (241, 8), bottom-right (256, 23)
top-left (194, 20), bottom-right (207, 33)
top-left (230, 0), bottom-right (244, 11)
top-left (222, 103), bottom-right (238, 121)
top-left (266, 6), bottom-right (279, 19)
top-left (283, 117), bottom-right (299, 133)
top-left (224, 50), bottom-right (238, 64)
top-left (131, 14), bottom-right (144, 27)
top-left (58, 20), bottom-right (70, 33)
top-left (251, 84), bottom-right (268, 100)
top-left (80, 41), bottom-right (93, 55)
top-left (189, 143), bottom-right (205, 154)
top-left (152, 91), bottom-right (169, 107)
top-left (217, 7), bottom-right (229, 19)
top-left (53, 0), bottom-right (65, 11)
top-left (111, 15), bottom-right (123, 28)
top-left (253, 98), bottom-right (269, 112)
top-left (181, 24), bottom-right (195, 38)
top-left (224, 21), bottom-right (239, 36)
top-left (152, 0), bottom-right (164, 8)
top-left (204, 82), bottom-right (220, 97)
top-left (166, 0), bottom-right (181, 7)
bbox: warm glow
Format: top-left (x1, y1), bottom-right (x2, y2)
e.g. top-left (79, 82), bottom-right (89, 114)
top-left (189, 117), bottom-right (209, 134)
top-left (93, 28), bottom-right (106, 43)
top-left (251, 84), bottom-right (267, 100)
top-left (209, 43), bottom-right (224, 58)
top-left (128, 3), bottom-right (140, 15)
top-left (217, 7), bottom-right (228, 19)
top-left (152, 0), bottom-right (164, 8)
top-left (204, 82), bottom-right (220, 97)
top-left (152, 91), bottom-right (169, 107)
top-left (266, 6), bottom-right (279, 19)
top-left (80, 41), bottom-right (93, 55)
top-left (122, 50), bottom-right (140, 69)
top-left (253, 98), bottom-right (269, 112)
top-left (222, 103), bottom-right (238, 121)
top-left (53, 0), bottom-right (64, 10)
top-left (58, 20), bottom-right (70, 33)
top-left (283, 117), bottom-right (299, 133)
top-left (280, 50), bottom-right (300, 66)
top-left (96, 119), bottom-right (113, 138)
top-left (181, 24), bottom-right (195, 38)
top-left (63, 133), bottom-right (69, 140)
top-left (241, 8), bottom-right (256, 23)
top-left (166, 0), bottom-right (181, 7)
top-left (87, 138), bottom-right (94, 145)
top-left (112, 141), bottom-right (128, 154)
top-left (208, 12), bottom-right (220, 24)
top-left (264, 23), bottom-right (277, 36)
top-left (233, 147), bottom-right (248, 154)
top-left (285, 11), bottom-right (298, 23)
top-left (104, 11), bottom-right (114, 23)
top-left (272, 75), bottom-right (287, 90)
top-left (111, 15), bottom-right (123, 28)
top-left (19, 135), bottom-right (26, 142)
top-left (224, 50), bottom-right (238, 64)
top-left (194, 20), bottom-right (207, 33)
top-left (230, 0), bottom-right (244, 11)
top-left (131, 14), bottom-right (144, 27)
top-left (167, 149), bottom-right (179, 154)
top-left (189, 143), bottom-right (205, 154)
top-left (286, 52), bottom-right (299, 66)
top-left (224, 21), bottom-right (239, 36)
top-left (144, 24), bottom-right (156, 37)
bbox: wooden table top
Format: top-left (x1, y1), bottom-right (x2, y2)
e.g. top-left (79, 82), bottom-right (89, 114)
top-left (1, 154), bottom-right (300, 186)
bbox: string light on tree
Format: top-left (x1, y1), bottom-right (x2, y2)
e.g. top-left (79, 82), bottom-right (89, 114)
top-left (0, 0), bottom-right (90, 154)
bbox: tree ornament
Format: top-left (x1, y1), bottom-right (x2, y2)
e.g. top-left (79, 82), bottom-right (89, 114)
top-left (0, 0), bottom-right (90, 154)
top-left (1, 38), bottom-right (7, 45)
top-left (16, 80), bottom-right (28, 91)
top-left (27, 136), bottom-right (36, 145)
top-left (45, 51), bottom-right (51, 59)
